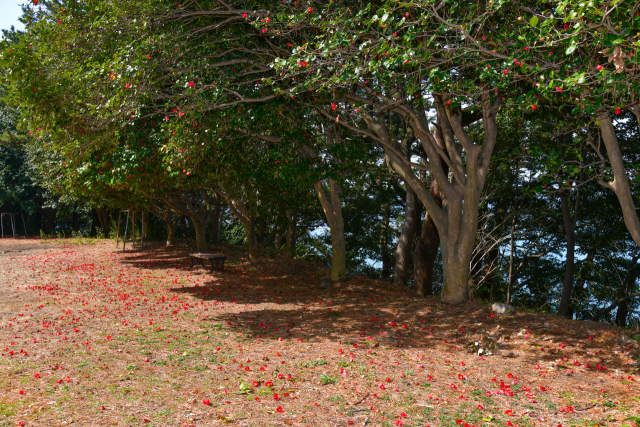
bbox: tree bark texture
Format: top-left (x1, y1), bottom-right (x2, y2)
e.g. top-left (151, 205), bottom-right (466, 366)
top-left (558, 191), bottom-right (580, 318)
top-left (597, 112), bottom-right (640, 247)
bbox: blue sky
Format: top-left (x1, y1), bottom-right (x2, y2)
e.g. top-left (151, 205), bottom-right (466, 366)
top-left (0, 0), bottom-right (25, 37)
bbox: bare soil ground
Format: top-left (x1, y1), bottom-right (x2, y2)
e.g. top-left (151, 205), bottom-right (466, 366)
top-left (0, 238), bottom-right (638, 427)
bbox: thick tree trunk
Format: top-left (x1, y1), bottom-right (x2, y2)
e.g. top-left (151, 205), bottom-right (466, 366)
top-left (166, 219), bottom-right (176, 247)
top-left (329, 215), bottom-right (347, 281)
top-left (315, 178), bottom-right (347, 281)
top-left (440, 210), bottom-right (473, 303)
top-left (558, 192), bottom-right (579, 318)
top-left (245, 220), bottom-right (258, 259)
top-left (194, 219), bottom-right (207, 252)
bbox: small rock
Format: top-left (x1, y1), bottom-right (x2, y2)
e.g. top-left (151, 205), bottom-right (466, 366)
top-left (491, 303), bottom-right (516, 314)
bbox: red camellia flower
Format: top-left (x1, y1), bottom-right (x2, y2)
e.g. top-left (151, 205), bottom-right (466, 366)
top-left (299, 61), bottom-right (308, 67)
top-left (252, 381), bottom-right (259, 387)
top-left (503, 69), bottom-right (508, 75)
top-left (125, 83), bottom-right (130, 88)
top-left (331, 103), bottom-right (336, 111)
top-left (596, 64), bottom-right (603, 71)
top-left (188, 81), bottom-right (194, 87)
top-left (203, 399), bottom-right (210, 405)
top-left (276, 406), bottom-right (283, 412)
top-left (261, 28), bottom-right (267, 33)
top-left (614, 108), bottom-right (621, 114)
top-left (273, 393), bottom-right (279, 400)
top-left (531, 104), bottom-right (537, 111)
top-left (307, 7), bottom-right (313, 12)
top-left (34, 373), bottom-right (40, 378)
top-left (242, 13), bottom-right (248, 18)
top-left (265, 381), bottom-right (274, 387)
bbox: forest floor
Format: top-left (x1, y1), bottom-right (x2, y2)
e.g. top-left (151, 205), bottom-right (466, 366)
top-left (0, 239), bottom-right (639, 427)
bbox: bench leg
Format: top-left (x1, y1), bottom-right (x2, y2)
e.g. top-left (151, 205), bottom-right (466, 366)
top-left (190, 257), bottom-right (194, 269)
top-left (209, 259), bottom-right (215, 273)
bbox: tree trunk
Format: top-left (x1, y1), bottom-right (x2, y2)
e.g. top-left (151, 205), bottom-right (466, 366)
top-left (615, 294), bottom-right (629, 327)
top-left (329, 214), bottom-right (347, 281)
top-left (597, 112), bottom-right (640, 247)
top-left (286, 209), bottom-right (296, 263)
top-left (394, 137), bottom-right (419, 286)
top-left (413, 119), bottom-right (447, 297)
top-left (440, 208), bottom-right (473, 303)
top-left (142, 212), bottom-right (149, 239)
top-left (558, 191), bottom-right (579, 318)
top-left (380, 202), bottom-right (391, 280)
top-left (246, 219), bottom-right (258, 259)
top-left (91, 209), bottom-right (99, 237)
top-left (166, 218), bottom-right (176, 246)
top-left (507, 216), bottom-right (516, 305)
top-left (315, 178), bottom-right (347, 281)
top-left (211, 194), bottom-right (221, 245)
top-left (414, 211), bottom-right (440, 296)
top-left (194, 219), bottom-right (208, 252)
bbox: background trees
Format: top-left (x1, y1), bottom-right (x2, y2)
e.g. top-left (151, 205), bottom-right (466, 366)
top-left (1, 0), bottom-right (640, 326)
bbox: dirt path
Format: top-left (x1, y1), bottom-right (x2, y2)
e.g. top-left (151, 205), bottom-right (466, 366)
top-left (0, 239), bottom-right (638, 427)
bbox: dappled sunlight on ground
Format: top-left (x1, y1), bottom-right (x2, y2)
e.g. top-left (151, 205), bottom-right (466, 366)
top-left (0, 239), bottom-right (639, 427)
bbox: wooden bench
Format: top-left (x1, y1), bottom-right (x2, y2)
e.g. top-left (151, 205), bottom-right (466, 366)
top-left (189, 253), bottom-right (226, 272)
